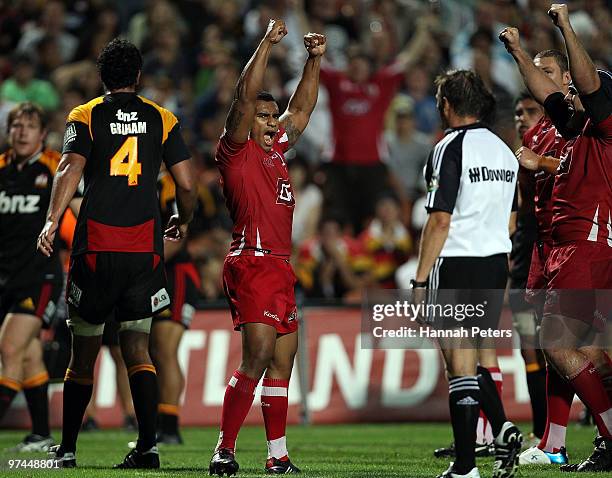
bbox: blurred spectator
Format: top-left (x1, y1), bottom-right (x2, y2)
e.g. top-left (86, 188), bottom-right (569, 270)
top-left (385, 97), bottom-right (432, 204)
top-left (296, 217), bottom-right (372, 300)
top-left (320, 16), bottom-right (435, 233)
top-left (402, 64), bottom-right (440, 136)
top-left (290, 159), bottom-right (323, 246)
top-left (17, 0), bottom-right (78, 63)
top-left (0, 54), bottom-right (59, 111)
top-left (128, 0), bottom-right (187, 51)
top-left (470, 34), bottom-right (515, 144)
top-left (450, 2), bottom-right (521, 96)
top-left (359, 195), bottom-right (412, 289)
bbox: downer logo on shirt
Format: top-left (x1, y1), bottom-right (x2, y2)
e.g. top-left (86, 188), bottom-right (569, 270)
top-left (468, 167), bottom-right (515, 183)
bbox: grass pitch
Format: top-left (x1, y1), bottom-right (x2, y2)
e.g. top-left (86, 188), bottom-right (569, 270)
top-left (0, 423), bottom-right (603, 477)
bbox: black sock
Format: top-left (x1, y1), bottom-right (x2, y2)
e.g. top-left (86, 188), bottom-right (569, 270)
top-left (477, 366), bottom-right (507, 438)
top-left (159, 412), bottom-right (178, 435)
top-left (61, 374), bottom-right (94, 453)
top-left (526, 367), bottom-right (547, 438)
top-left (449, 376), bottom-right (481, 474)
top-left (129, 369), bottom-right (158, 451)
top-left (24, 382), bottom-right (50, 437)
top-left (0, 380), bottom-right (20, 420)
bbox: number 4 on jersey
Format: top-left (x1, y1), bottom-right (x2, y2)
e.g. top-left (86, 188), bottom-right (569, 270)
top-left (110, 136), bottom-right (141, 186)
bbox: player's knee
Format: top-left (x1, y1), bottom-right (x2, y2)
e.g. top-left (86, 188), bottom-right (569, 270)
top-left (241, 350), bottom-right (273, 377)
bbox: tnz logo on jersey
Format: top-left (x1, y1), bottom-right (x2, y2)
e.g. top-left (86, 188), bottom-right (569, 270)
top-left (276, 178), bottom-right (295, 207)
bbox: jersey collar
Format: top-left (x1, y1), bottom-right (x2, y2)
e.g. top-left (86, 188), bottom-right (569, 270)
top-left (444, 121), bottom-right (485, 134)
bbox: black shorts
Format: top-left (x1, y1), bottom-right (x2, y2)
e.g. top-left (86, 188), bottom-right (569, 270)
top-left (0, 278), bottom-right (62, 328)
top-left (67, 252), bottom-right (169, 325)
top-left (428, 254), bottom-right (508, 330)
top-left (153, 262), bottom-right (200, 329)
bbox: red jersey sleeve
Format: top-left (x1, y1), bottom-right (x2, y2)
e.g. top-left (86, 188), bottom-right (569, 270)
top-left (275, 127), bottom-right (290, 154)
top-left (215, 133), bottom-right (248, 168)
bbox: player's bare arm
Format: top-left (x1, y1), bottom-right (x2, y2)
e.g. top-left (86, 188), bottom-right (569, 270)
top-left (37, 152), bottom-right (86, 257)
top-left (548, 3), bottom-right (600, 95)
top-left (280, 32), bottom-right (326, 147)
top-left (499, 27), bottom-right (561, 104)
top-left (515, 146), bottom-right (561, 174)
top-left (225, 19), bottom-right (287, 143)
top-left (165, 159), bottom-right (197, 242)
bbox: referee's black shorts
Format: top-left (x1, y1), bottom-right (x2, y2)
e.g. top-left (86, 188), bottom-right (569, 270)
top-left (427, 253), bottom-right (508, 330)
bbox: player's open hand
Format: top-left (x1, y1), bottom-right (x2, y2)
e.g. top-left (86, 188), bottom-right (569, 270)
top-left (265, 19), bottom-right (287, 44)
top-left (548, 3), bottom-right (571, 30)
top-left (164, 214), bottom-right (188, 242)
top-left (304, 33), bottom-right (326, 57)
top-left (515, 146), bottom-right (541, 171)
top-left (498, 27), bottom-right (521, 53)
top-left (37, 219), bottom-right (58, 257)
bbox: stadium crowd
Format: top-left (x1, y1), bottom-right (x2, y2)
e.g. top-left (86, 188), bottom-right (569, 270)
top-left (0, 0), bottom-right (610, 302)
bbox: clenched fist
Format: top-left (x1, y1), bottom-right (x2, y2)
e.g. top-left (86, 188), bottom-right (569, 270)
top-left (515, 146), bottom-right (541, 171)
top-left (498, 27), bottom-right (521, 54)
top-left (304, 33), bottom-right (326, 57)
top-left (265, 19), bottom-right (288, 44)
top-left (548, 3), bottom-right (571, 30)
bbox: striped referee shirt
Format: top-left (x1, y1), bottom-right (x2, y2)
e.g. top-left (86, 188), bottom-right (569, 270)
top-left (423, 123), bottom-right (518, 257)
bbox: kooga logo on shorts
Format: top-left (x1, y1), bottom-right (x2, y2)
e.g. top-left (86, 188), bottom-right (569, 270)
top-left (468, 167), bottom-right (515, 184)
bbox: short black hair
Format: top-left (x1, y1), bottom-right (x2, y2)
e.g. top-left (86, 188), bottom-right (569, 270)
top-left (7, 102), bottom-right (48, 133)
top-left (534, 49), bottom-right (569, 73)
top-left (256, 91), bottom-right (277, 103)
top-left (514, 90), bottom-right (535, 107)
top-left (435, 69), bottom-right (496, 121)
top-left (96, 38), bottom-right (142, 91)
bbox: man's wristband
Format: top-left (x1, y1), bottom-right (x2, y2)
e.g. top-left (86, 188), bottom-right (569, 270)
top-left (410, 279), bottom-right (427, 289)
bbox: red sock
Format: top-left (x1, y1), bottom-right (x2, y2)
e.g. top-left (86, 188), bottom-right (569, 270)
top-left (569, 362), bottom-right (612, 439)
top-left (261, 377), bottom-right (289, 459)
top-left (476, 367), bottom-right (502, 444)
top-left (538, 365), bottom-right (574, 452)
top-left (217, 370), bottom-right (258, 451)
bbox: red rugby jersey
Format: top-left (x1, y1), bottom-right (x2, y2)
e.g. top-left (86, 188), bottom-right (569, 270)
top-left (320, 64), bottom-right (404, 165)
top-left (522, 116), bottom-right (566, 243)
top-left (215, 128), bottom-right (294, 258)
top-left (551, 114), bottom-right (612, 244)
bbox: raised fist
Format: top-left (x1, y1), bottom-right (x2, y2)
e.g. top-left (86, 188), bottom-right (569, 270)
top-left (548, 3), bottom-right (571, 30)
top-left (304, 33), bottom-right (326, 57)
top-left (265, 19), bottom-right (287, 44)
top-left (498, 27), bottom-right (521, 53)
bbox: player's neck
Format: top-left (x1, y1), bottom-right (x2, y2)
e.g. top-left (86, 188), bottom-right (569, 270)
top-left (447, 115), bottom-right (480, 129)
top-left (11, 146), bottom-right (43, 169)
top-left (109, 86), bottom-right (136, 94)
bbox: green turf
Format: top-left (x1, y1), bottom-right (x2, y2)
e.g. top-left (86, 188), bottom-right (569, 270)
top-left (0, 423), bottom-right (603, 477)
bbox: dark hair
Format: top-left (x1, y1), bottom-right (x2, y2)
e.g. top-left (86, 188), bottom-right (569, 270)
top-left (7, 102), bottom-right (48, 133)
top-left (534, 49), bottom-right (569, 73)
top-left (435, 69), bottom-right (496, 121)
top-left (96, 38), bottom-right (142, 91)
top-left (514, 90), bottom-right (535, 107)
top-left (256, 91), bottom-right (277, 103)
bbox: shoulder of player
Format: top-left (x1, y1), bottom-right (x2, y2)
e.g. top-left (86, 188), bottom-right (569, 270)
top-left (431, 129), bottom-right (466, 160)
top-left (137, 96), bottom-right (179, 137)
top-left (0, 152), bottom-right (7, 169)
top-left (37, 149), bottom-right (61, 175)
top-left (67, 96), bottom-right (105, 124)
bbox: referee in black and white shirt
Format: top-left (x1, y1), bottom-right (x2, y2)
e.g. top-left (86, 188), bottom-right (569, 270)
top-left (412, 70), bottom-right (522, 478)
